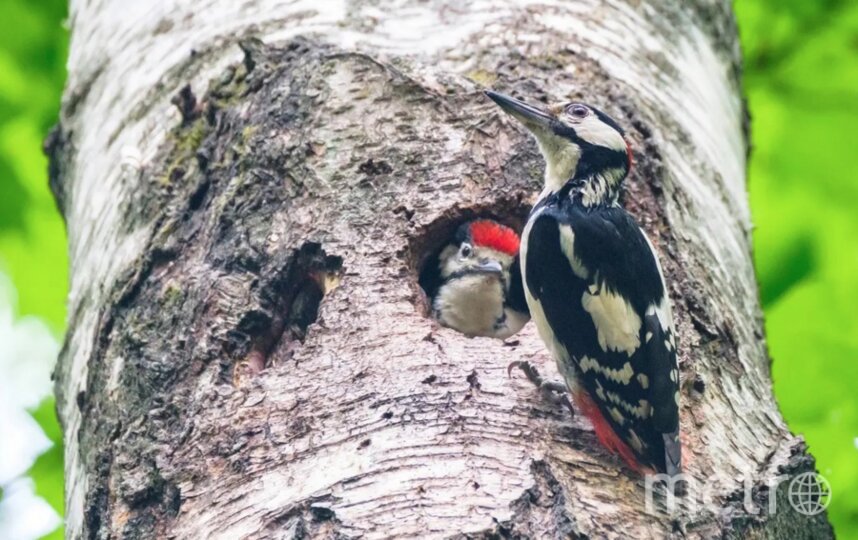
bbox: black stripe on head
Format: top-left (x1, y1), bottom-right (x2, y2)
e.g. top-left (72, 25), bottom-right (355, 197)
top-left (574, 141), bottom-right (628, 179)
top-left (589, 105), bottom-right (625, 137)
top-left (551, 123), bottom-right (577, 141)
top-left (445, 267), bottom-right (501, 281)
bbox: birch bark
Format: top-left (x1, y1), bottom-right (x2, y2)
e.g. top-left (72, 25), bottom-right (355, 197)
top-left (49, 0), bottom-right (833, 538)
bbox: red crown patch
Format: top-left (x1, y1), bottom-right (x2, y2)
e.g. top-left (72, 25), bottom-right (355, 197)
top-left (469, 220), bottom-right (520, 256)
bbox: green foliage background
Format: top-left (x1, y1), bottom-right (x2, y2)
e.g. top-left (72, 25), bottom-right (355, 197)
top-left (736, 0), bottom-right (858, 536)
top-left (0, 0), bottom-right (67, 538)
top-left (0, 1), bottom-right (855, 537)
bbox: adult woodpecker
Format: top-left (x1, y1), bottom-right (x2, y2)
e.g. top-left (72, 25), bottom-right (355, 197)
top-left (432, 219), bottom-right (530, 339)
top-left (485, 90), bottom-right (681, 476)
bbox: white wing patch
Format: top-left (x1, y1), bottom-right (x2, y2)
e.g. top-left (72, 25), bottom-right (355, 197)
top-left (579, 356), bottom-right (635, 385)
top-left (609, 407), bottom-right (626, 425)
top-left (558, 224), bottom-right (589, 279)
top-left (581, 284), bottom-right (642, 356)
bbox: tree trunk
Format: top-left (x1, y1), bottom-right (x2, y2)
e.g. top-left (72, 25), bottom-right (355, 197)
top-left (48, 1), bottom-right (833, 538)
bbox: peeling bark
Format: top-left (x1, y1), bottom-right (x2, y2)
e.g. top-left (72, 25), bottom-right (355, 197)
top-left (50, 1), bottom-right (833, 538)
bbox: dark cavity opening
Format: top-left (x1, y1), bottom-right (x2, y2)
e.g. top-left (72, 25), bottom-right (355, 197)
top-left (413, 199), bottom-right (531, 316)
top-left (231, 242), bottom-right (343, 384)
top-left (272, 242), bottom-right (343, 342)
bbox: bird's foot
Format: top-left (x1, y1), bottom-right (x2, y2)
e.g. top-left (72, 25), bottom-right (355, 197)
top-left (508, 361), bottom-right (574, 417)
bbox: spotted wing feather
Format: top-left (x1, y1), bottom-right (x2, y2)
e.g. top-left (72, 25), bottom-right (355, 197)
top-left (524, 202), bottom-right (680, 474)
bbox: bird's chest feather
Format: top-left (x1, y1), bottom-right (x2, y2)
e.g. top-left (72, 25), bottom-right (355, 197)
top-left (435, 275), bottom-right (505, 336)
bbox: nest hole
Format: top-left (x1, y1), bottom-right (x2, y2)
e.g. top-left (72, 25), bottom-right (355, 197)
top-left (275, 242), bottom-right (343, 342)
top-left (413, 200), bottom-right (531, 316)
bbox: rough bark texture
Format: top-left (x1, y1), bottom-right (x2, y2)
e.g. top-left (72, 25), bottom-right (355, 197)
top-left (49, 1), bottom-right (834, 538)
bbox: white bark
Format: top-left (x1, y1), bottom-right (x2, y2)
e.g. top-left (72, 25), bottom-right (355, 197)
top-left (50, 0), bottom-right (832, 538)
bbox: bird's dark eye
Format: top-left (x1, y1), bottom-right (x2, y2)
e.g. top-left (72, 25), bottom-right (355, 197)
top-left (567, 104), bottom-right (589, 118)
top-left (460, 243), bottom-right (473, 257)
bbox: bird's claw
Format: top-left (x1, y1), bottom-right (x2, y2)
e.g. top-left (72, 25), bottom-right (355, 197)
top-left (507, 360), bottom-right (574, 417)
top-left (507, 360), bottom-right (542, 384)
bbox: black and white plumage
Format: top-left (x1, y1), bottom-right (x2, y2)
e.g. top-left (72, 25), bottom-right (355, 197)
top-left (432, 220), bottom-right (530, 339)
top-left (486, 91), bottom-right (681, 476)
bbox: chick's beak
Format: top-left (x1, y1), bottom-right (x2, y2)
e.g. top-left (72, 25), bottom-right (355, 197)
top-left (476, 259), bottom-right (503, 274)
top-left (484, 90), bottom-right (553, 132)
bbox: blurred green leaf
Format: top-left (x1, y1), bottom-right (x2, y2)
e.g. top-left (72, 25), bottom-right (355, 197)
top-left (28, 398), bottom-right (63, 515)
top-left (0, 156), bottom-right (29, 231)
top-left (738, 0), bottom-right (858, 535)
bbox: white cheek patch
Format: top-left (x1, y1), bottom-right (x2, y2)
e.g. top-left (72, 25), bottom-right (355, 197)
top-left (535, 133), bottom-right (581, 192)
top-left (575, 115), bottom-right (626, 151)
top-left (581, 284), bottom-right (642, 356)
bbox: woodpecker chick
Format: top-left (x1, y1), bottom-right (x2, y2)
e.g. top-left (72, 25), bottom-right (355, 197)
top-left (433, 220), bottom-right (529, 339)
top-left (486, 90), bottom-right (681, 477)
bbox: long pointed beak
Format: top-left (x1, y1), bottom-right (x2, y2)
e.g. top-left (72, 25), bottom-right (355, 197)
top-left (484, 91), bottom-right (553, 131)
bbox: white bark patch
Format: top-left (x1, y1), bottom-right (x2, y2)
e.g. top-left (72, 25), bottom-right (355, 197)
top-left (581, 286), bottom-right (642, 356)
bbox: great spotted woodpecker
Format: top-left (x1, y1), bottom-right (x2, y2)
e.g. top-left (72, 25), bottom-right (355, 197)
top-left (432, 220), bottom-right (530, 339)
top-left (486, 91), bottom-right (681, 476)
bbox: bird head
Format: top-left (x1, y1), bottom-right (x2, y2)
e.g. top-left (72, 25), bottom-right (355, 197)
top-left (437, 219), bottom-right (519, 281)
top-left (485, 91), bottom-right (632, 203)
top-left (433, 220), bottom-right (526, 338)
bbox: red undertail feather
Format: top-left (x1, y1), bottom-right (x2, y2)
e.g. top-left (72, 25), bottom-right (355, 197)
top-left (574, 389), bottom-right (647, 474)
top-left (469, 220), bottom-right (520, 256)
